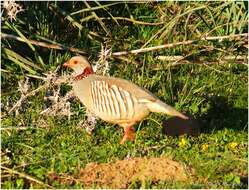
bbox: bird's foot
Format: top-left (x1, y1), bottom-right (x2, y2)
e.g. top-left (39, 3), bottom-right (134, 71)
top-left (120, 133), bottom-right (135, 144)
top-left (120, 126), bottom-right (135, 144)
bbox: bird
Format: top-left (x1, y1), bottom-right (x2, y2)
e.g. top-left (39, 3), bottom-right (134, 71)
top-left (63, 56), bottom-right (188, 144)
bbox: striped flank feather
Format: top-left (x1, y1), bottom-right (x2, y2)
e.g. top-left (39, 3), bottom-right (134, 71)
top-left (90, 80), bottom-right (138, 120)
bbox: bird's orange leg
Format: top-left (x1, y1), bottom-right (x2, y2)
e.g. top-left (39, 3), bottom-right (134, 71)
top-left (120, 123), bottom-right (136, 144)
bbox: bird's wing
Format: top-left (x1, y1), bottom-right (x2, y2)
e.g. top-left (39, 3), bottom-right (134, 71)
top-left (89, 75), bottom-right (158, 103)
top-left (78, 75), bottom-right (157, 120)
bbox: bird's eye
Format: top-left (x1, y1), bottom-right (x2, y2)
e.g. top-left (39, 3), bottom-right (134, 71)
top-left (73, 60), bottom-right (78, 64)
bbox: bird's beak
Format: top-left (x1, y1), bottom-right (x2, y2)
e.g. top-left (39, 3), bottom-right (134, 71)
top-left (63, 61), bottom-right (70, 68)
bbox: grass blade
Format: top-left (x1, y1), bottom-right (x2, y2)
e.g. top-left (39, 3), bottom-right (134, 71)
top-left (3, 48), bottom-right (38, 74)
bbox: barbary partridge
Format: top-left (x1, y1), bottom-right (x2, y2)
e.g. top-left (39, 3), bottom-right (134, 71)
top-left (64, 56), bottom-right (188, 144)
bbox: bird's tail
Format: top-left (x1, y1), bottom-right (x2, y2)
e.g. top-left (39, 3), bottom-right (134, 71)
top-left (146, 100), bottom-right (188, 119)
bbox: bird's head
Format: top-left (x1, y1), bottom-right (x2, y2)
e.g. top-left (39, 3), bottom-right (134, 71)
top-left (63, 56), bottom-right (94, 80)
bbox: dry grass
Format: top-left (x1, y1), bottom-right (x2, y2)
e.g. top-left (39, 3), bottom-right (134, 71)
top-left (2, 0), bottom-right (24, 21)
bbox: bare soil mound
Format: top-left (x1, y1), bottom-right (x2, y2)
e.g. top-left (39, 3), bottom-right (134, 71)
top-left (49, 156), bottom-right (190, 188)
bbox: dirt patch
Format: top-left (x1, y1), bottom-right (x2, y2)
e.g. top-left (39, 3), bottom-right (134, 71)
top-left (49, 157), bottom-right (190, 188)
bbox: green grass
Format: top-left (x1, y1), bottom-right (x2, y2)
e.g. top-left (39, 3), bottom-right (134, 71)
top-left (1, 1), bottom-right (248, 189)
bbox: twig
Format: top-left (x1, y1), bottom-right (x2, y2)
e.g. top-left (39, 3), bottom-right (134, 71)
top-left (88, 31), bottom-right (108, 41)
top-left (0, 165), bottom-right (55, 189)
top-left (202, 33), bottom-right (248, 41)
top-left (113, 56), bottom-right (141, 65)
top-left (163, 59), bottom-right (247, 68)
top-left (80, 15), bottom-right (95, 23)
top-left (202, 20), bottom-right (248, 38)
top-left (167, 48), bottom-right (213, 67)
top-left (202, 62), bottom-right (230, 74)
top-left (40, 90), bottom-right (74, 117)
top-left (94, 1), bottom-right (120, 26)
top-left (100, 17), bottom-right (164, 26)
top-left (48, 4), bottom-right (83, 31)
top-left (26, 74), bottom-right (48, 80)
top-left (1, 33), bottom-right (86, 54)
top-left (84, 1), bottom-right (111, 37)
top-left (0, 127), bottom-right (40, 131)
top-left (153, 52), bottom-right (247, 70)
top-left (141, 5), bottom-right (207, 49)
top-left (112, 33), bottom-right (248, 56)
top-left (7, 74), bottom-right (71, 114)
top-left (8, 84), bottom-right (48, 114)
top-left (2, 0), bottom-right (24, 21)
top-left (70, 2), bottom-right (121, 15)
top-left (156, 55), bottom-right (184, 62)
top-left (223, 55), bottom-right (247, 61)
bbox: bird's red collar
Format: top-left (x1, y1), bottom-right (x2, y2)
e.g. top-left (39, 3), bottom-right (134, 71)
top-left (73, 67), bottom-right (94, 81)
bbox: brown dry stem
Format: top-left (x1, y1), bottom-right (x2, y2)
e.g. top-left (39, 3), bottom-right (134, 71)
top-left (112, 33), bottom-right (248, 56)
top-left (1, 33), bottom-right (86, 54)
top-left (1, 165), bottom-right (55, 189)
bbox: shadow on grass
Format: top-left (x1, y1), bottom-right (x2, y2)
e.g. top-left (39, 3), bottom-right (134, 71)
top-left (162, 95), bottom-right (248, 137)
top-left (199, 95), bottom-right (248, 133)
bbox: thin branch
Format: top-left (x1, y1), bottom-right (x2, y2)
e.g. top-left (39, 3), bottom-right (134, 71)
top-left (203, 62), bottom-right (229, 74)
top-left (112, 33), bottom-right (248, 56)
top-left (141, 5), bottom-right (207, 49)
top-left (0, 127), bottom-right (40, 131)
top-left (100, 17), bottom-right (164, 26)
top-left (84, 1), bottom-right (111, 37)
top-left (7, 84), bottom-right (48, 114)
top-left (7, 74), bottom-right (70, 114)
top-left (113, 56), bottom-right (141, 65)
top-left (202, 33), bottom-right (248, 41)
top-left (80, 15), bottom-right (95, 23)
top-left (1, 33), bottom-right (86, 54)
top-left (156, 55), bottom-right (184, 62)
top-left (88, 31), bottom-right (108, 40)
top-left (167, 48), bottom-right (213, 67)
top-left (0, 165), bottom-right (55, 189)
top-left (157, 55), bottom-right (247, 66)
top-left (170, 59), bottom-right (246, 67)
top-left (48, 4), bottom-right (83, 31)
top-left (70, 2), bottom-right (121, 15)
top-left (202, 20), bottom-right (248, 38)
top-left (40, 90), bottom-right (74, 117)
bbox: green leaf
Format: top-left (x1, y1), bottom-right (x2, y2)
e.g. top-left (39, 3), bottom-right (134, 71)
top-left (16, 178), bottom-right (24, 189)
top-left (5, 21), bottom-right (36, 51)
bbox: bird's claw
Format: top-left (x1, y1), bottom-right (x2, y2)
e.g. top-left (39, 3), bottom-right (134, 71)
top-left (120, 128), bottom-right (136, 144)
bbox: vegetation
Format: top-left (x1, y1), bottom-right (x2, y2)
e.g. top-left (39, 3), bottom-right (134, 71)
top-left (1, 1), bottom-right (248, 189)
